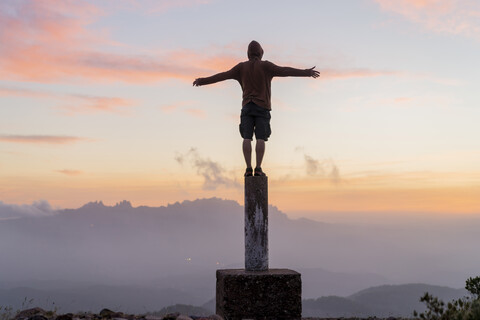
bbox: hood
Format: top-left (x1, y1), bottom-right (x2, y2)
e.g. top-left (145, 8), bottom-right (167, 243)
top-left (247, 40), bottom-right (264, 60)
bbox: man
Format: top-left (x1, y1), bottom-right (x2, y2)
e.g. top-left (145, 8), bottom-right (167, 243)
top-left (193, 40), bottom-right (319, 177)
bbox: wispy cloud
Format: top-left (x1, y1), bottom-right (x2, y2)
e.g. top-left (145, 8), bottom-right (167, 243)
top-left (0, 86), bottom-right (50, 98)
top-left (56, 169), bottom-right (83, 176)
top-left (175, 148), bottom-right (240, 190)
top-left (375, 0), bottom-right (480, 40)
top-left (304, 154), bottom-right (341, 184)
top-left (0, 135), bottom-right (88, 145)
top-left (0, 200), bottom-right (55, 219)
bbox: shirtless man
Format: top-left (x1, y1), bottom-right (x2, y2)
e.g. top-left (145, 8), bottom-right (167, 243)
top-left (193, 40), bottom-right (319, 177)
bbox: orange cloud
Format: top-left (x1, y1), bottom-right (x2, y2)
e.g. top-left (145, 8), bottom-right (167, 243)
top-left (0, 135), bottom-right (88, 145)
top-left (56, 169), bottom-right (83, 176)
top-left (375, 0), bottom-right (480, 39)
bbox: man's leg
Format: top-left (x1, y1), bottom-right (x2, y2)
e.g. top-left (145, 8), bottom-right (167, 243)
top-left (255, 139), bottom-right (265, 168)
top-left (243, 139), bottom-right (252, 168)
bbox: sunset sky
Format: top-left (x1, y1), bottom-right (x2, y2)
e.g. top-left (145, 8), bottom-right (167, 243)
top-left (1, 0), bottom-right (479, 219)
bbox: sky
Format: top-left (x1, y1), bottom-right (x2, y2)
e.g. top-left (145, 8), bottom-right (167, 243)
top-left (1, 0), bottom-right (479, 219)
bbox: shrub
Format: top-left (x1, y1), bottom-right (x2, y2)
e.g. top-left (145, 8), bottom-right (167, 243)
top-left (414, 276), bottom-right (480, 320)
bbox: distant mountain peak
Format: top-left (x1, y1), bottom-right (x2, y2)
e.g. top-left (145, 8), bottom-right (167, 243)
top-left (114, 200), bottom-right (132, 208)
top-left (80, 201), bottom-right (106, 209)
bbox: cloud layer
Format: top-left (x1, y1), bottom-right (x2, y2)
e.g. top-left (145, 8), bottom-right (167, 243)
top-left (0, 1), bottom-right (399, 84)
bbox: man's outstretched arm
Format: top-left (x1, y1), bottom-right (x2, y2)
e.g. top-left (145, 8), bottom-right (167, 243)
top-left (270, 63), bottom-right (320, 78)
top-left (193, 64), bottom-right (240, 86)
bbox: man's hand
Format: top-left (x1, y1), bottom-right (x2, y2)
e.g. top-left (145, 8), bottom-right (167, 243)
top-left (308, 66), bottom-right (320, 78)
top-left (193, 78), bottom-right (204, 86)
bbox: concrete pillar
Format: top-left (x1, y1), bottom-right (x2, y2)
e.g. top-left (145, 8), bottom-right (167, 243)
top-left (244, 176), bottom-right (268, 271)
top-left (216, 175), bottom-right (302, 320)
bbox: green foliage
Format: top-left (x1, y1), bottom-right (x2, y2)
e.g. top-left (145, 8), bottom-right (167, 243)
top-left (466, 277), bottom-right (480, 298)
top-left (414, 276), bottom-right (480, 320)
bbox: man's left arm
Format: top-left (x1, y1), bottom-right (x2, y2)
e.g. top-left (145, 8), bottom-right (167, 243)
top-left (268, 62), bottom-right (320, 78)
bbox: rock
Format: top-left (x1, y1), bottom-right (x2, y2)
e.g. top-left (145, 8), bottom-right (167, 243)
top-left (56, 313), bottom-right (73, 320)
top-left (15, 308), bottom-right (48, 320)
top-left (175, 315), bottom-right (193, 320)
top-left (99, 309), bottom-right (115, 318)
top-left (161, 314), bottom-right (179, 320)
top-left (27, 315), bottom-right (48, 320)
top-left (190, 316), bottom-right (223, 320)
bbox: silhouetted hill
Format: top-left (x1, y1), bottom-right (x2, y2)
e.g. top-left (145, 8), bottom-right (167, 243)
top-left (303, 283), bottom-right (467, 318)
top-left (303, 295), bottom-right (372, 318)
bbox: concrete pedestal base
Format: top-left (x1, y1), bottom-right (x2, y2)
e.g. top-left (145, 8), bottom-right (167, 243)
top-left (216, 269), bottom-right (301, 320)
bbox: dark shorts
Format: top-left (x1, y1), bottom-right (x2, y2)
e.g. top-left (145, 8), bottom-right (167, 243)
top-left (239, 102), bottom-right (271, 141)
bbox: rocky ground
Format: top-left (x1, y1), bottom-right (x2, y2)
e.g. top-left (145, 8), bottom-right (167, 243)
top-left (5, 307), bottom-right (414, 320)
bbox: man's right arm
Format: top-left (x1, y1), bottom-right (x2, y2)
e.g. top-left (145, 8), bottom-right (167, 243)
top-left (193, 63), bottom-right (241, 86)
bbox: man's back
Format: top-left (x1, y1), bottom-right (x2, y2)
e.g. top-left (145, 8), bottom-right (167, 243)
top-left (237, 59), bottom-right (273, 110)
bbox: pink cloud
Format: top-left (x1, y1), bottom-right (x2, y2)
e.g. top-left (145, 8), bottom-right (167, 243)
top-left (374, 0), bottom-right (480, 39)
top-left (322, 68), bottom-right (397, 79)
top-left (0, 1), bottom-right (219, 83)
top-left (0, 135), bottom-right (88, 145)
top-left (61, 95), bottom-right (136, 115)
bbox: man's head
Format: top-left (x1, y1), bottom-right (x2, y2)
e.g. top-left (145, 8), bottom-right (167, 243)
top-left (247, 40), bottom-right (263, 60)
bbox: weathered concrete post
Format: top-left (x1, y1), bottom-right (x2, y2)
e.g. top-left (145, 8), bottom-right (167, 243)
top-left (216, 176), bottom-right (302, 320)
top-left (244, 175), bottom-right (268, 271)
